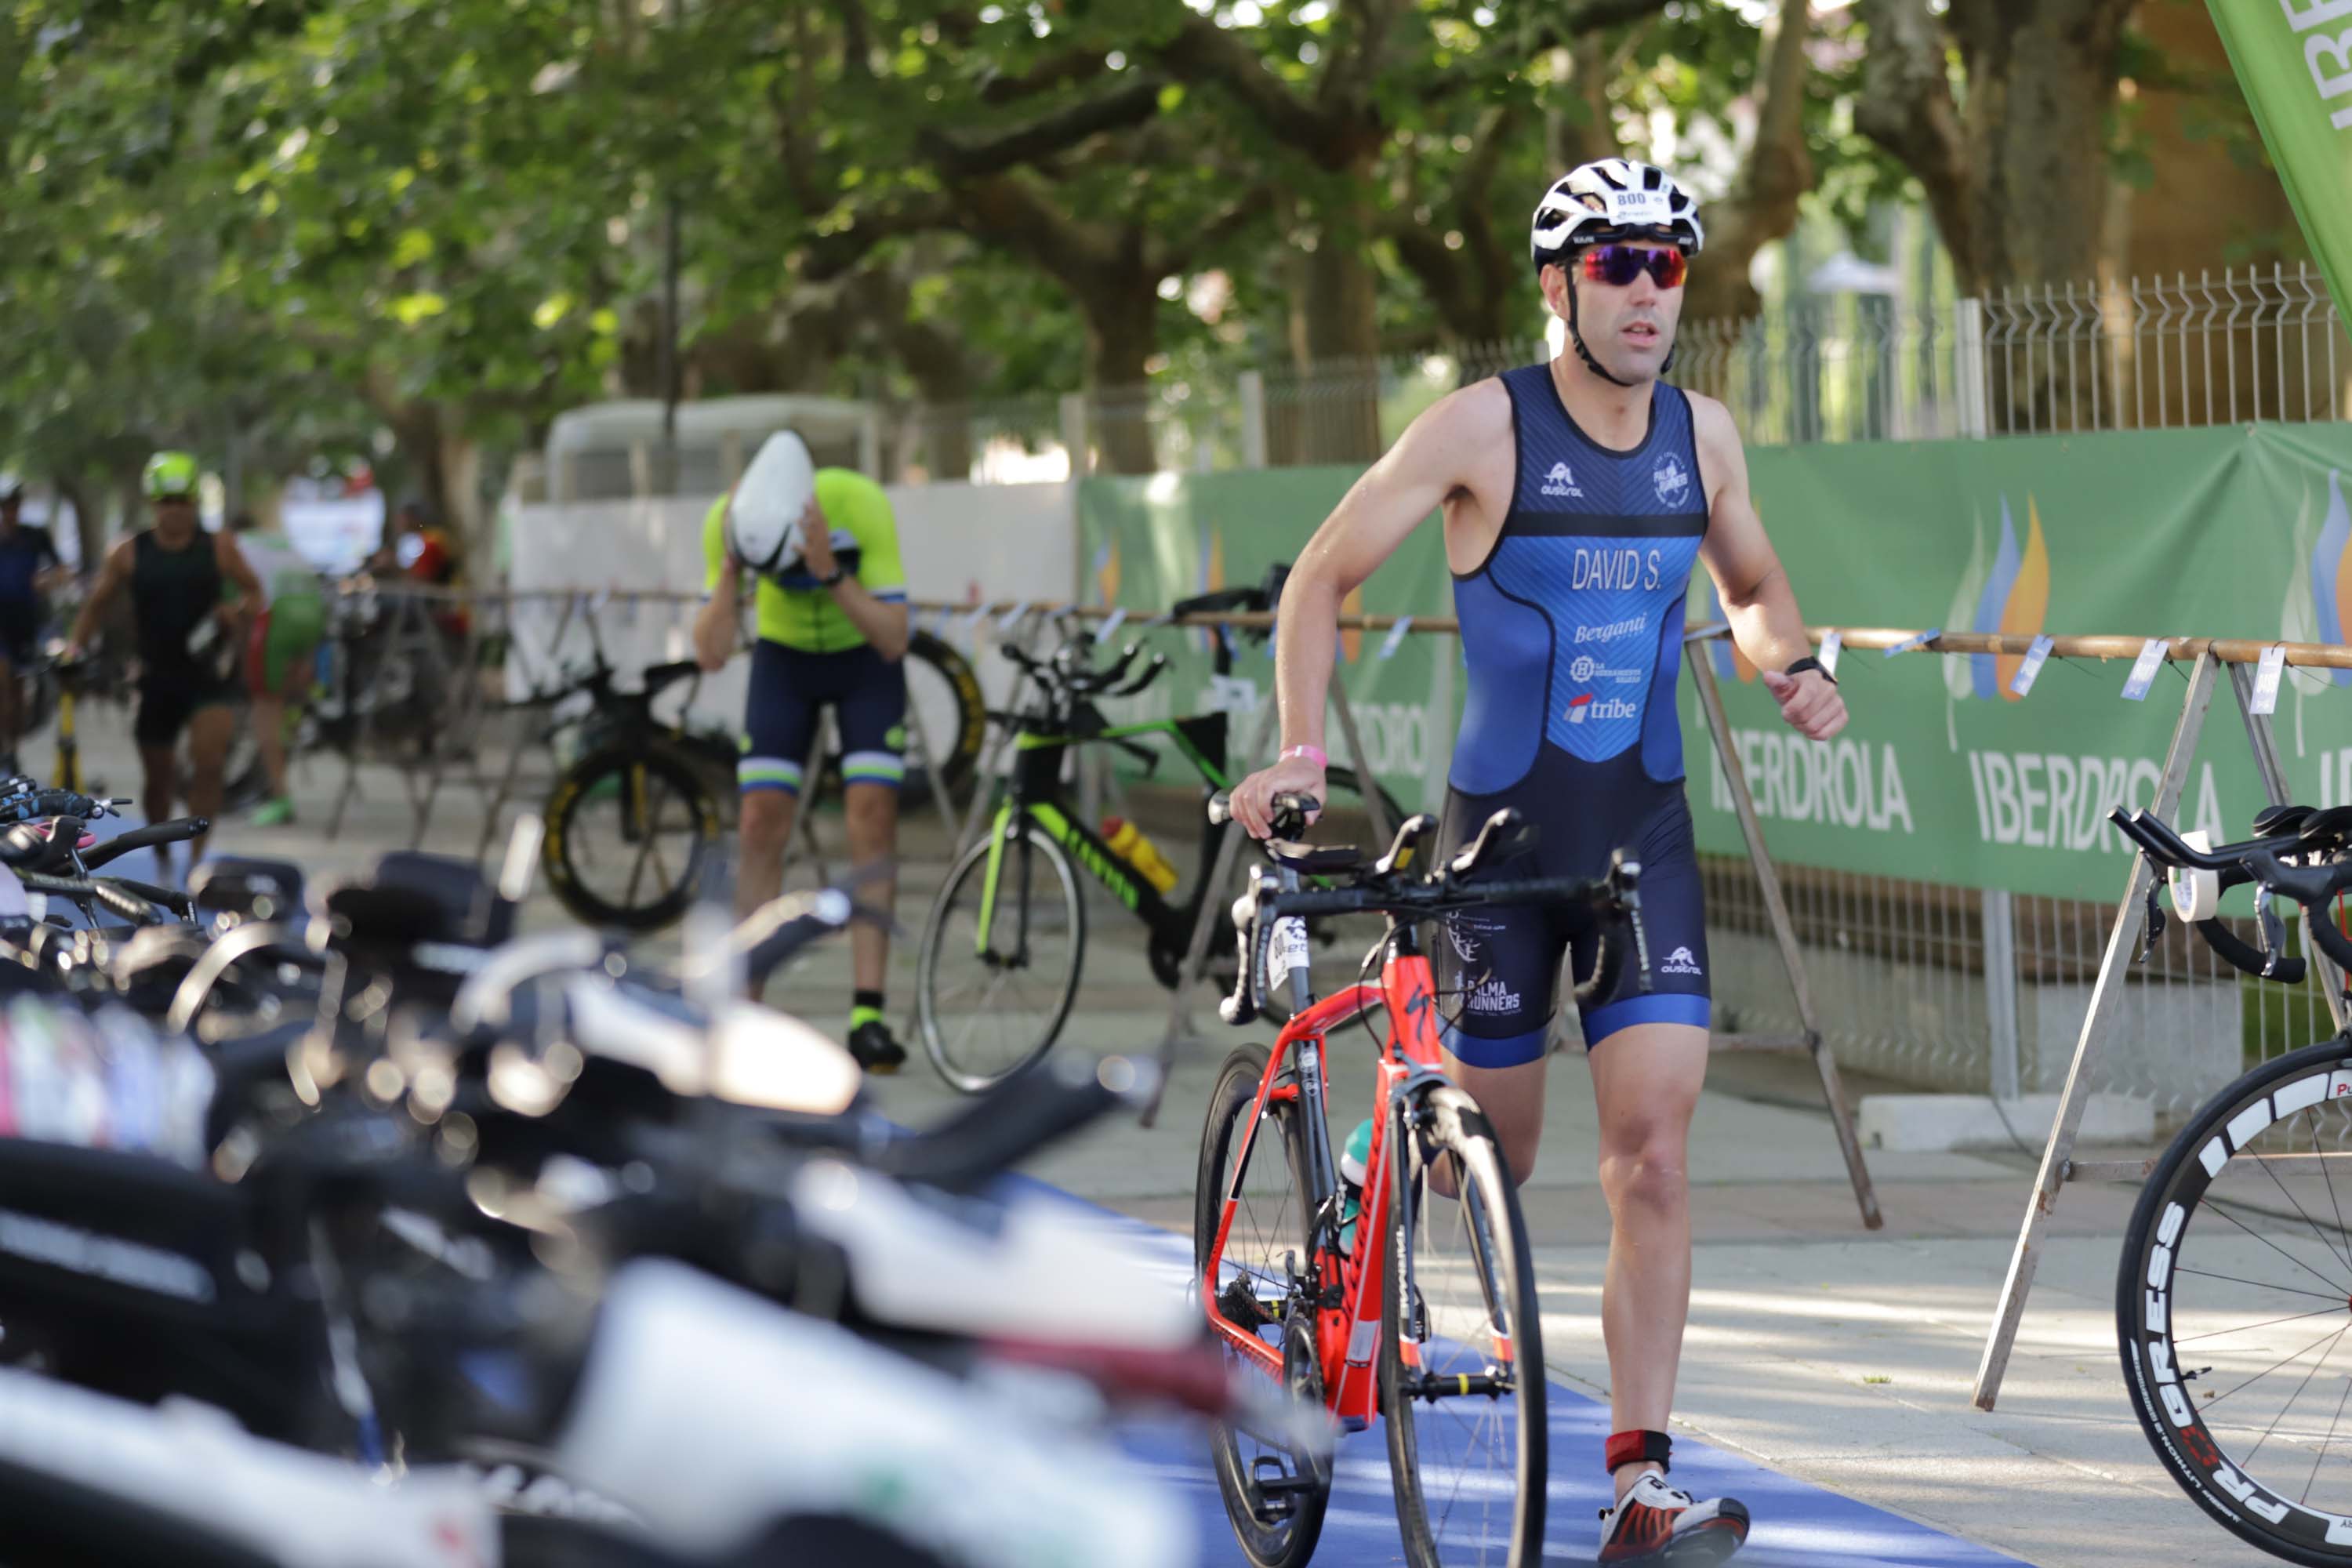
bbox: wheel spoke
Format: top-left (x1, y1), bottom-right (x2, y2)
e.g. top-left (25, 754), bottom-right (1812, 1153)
top-left (2304, 1369), bottom-right (2352, 1504)
top-left (2177, 1266), bottom-right (2351, 1304)
top-left (2201, 1198), bottom-right (2352, 1299)
top-left (2205, 1320), bottom-right (2352, 1410)
top-left (2176, 1305), bottom-right (2352, 1345)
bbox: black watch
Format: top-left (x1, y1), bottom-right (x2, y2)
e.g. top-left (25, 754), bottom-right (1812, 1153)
top-left (815, 563), bottom-right (847, 588)
top-left (1784, 655), bottom-right (1837, 685)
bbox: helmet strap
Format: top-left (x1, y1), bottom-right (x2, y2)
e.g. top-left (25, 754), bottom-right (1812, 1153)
top-left (1563, 270), bottom-right (1636, 390)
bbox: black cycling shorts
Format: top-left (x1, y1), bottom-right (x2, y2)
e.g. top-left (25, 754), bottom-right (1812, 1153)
top-left (1433, 753), bottom-right (1712, 1067)
top-left (135, 675), bottom-right (242, 750)
top-left (737, 640), bottom-right (906, 795)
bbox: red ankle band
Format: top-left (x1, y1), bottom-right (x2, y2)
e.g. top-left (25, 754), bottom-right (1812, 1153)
top-left (1606, 1429), bottom-right (1672, 1475)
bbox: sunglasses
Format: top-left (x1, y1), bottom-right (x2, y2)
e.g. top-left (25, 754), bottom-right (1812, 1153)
top-left (1580, 245), bottom-right (1687, 290)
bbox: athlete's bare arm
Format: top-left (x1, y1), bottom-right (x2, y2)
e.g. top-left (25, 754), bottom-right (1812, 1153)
top-left (1229, 381), bottom-right (1512, 837)
top-left (63, 539), bottom-right (136, 656)
top-left (1691, 394), bottom-right (1846, 742)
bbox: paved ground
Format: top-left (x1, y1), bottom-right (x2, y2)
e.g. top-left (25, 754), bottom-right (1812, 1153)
top-left (53, 709), bottom-right (2296, 1567)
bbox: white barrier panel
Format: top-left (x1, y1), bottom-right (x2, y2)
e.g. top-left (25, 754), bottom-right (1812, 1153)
top-left (506, 481), bottom-right (1078, 735)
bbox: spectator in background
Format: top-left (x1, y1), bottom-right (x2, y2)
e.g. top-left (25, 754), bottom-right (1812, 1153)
top-left (0, 475), bottom-right (67, 775)
top-left (371, 498), bottom-right (469, 642)
top-left (230, 511), bottom-right (328, 827)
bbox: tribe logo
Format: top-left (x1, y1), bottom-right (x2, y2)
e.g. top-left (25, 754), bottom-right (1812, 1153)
top-left (1941, 494), bottom-right (2050, 703)
top-left (1541, 461), bottom-right (1582, 499)
top-left (1653, 454), bottom-right (1691, 507)
top-left (1566, 693), bottom-right (1639, 724)
top-left (1569, 655), bottom-right (1640, 684)
top-left (2281, 468), bottom-right (2352, 693)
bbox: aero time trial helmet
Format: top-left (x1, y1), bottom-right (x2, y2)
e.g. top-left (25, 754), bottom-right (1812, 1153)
top-left (726, 431), bottom-right (817, 580)
top-left (143, 451), bottom-right (201, 501)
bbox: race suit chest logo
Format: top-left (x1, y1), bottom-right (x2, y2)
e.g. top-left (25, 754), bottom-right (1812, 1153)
top-left (1575, 615), bottom-right (1646, 644)
top-left (1569, 655), bottom-right (1640, 685)
top-left (1566, 692), bottom-right (1639, 725)
top-left (1541, 461), bottom-right (1583, 499)
top-left (1653, 454), bottom-right (1691, 507)
top-left (1661, 946), bottom-right (1703, 976)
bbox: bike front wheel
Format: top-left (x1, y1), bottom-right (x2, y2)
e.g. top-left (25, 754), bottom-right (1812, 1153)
top-left (1196, 1042), bottom-right (1331, 1568)
top-left (540, 744), bottom-right (724, 932)
top-left (914, 819), bottom-right (1084, 1093)
top-left (2120, 1035), bottom-right (2352, 1565)
top-left (1382, 1084), bottom-right (1546, 1568)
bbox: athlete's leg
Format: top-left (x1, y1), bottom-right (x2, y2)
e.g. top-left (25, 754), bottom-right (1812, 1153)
top-left (735, 641), bottom-right (816, 935)
top-left (185, 701), bottom-right (237, 864)
top-left (841, 781), bottom-right (897, 993)
top-left (1588, 1020), bottom-right (1708, 1499)
top-left (833, 650), bottom-right (907, 1001)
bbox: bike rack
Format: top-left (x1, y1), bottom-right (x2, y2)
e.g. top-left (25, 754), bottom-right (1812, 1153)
top-left (1970, 641), bottom-right (2352, 1408)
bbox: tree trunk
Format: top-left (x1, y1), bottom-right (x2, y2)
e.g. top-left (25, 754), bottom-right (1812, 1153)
top-left (1279, 184), bottom-right (1383, 466)
top-left (1082, 285), bottom-right (1161, 477)
top-left (1956, 3), bottom-right (2135, 293)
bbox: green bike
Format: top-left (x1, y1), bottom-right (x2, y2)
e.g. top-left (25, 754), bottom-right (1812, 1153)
top-left (914, 609), bottom-right (1402, 1094)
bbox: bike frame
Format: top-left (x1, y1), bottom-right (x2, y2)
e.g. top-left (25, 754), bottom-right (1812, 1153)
top-left (1200, 921), bottom-right (1459, 1428)
top-left (971, 713), bottom-right (1237, 960)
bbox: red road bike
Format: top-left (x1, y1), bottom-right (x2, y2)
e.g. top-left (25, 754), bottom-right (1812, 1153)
top-left (1194, 792), bottom-right (1649, 1568)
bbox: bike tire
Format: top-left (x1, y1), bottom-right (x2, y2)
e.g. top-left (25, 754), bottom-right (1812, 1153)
top-left (1382, 1084), bottom-right (1546, 1568)
top-left (914, 819), bottom-right (1085, 1094)
top-left (1196, 1042), bottom-right (1331, 1568)
top-left (2118, 1034), bottom-right (2352, 1565)
top-left (540, 743), bottom-right (723, 932)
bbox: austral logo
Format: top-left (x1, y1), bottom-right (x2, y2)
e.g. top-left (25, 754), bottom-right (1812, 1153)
top-left (1653, 454), bottom-right (1690, 507)
top-left (1566, 693), bottom-right (1638, 725)
top-left (1661, 946), bottom-right (1703, 976)
top-left (1541, 461), bottom-right (1581, 499)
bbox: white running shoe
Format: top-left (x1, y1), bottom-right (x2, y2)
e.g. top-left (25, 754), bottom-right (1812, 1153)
top-left (1596, 1471), bottom-right (1751, 1564)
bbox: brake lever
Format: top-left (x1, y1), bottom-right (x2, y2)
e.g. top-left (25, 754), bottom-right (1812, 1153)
top-left (2256, 885), bottom-right (2290, 979)
top-left (2138, 872), bottom-right (2167, 964)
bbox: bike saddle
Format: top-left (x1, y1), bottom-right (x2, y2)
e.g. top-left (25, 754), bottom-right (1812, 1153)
top-left (1449, 808), bottom-right (1538, 877)
top-left (1263, 838), bottom-right (1366, 875)
top-left (2253, 803), bottom-right (2315, 837)
top-left (192, 858), bottom-right (306, 923)
top-left (366, 852), bottom-right (495, 944)
top-left (641, 660), bottom-right (701, 699)
top-left (2299, 805), bottom-right (2352, 851)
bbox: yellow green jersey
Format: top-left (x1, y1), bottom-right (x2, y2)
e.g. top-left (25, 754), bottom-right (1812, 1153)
top-left (702, 467), bottom-right (908, 654)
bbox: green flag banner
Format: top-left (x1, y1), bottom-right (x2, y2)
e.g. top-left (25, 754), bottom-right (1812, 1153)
top-left (1076, 422), bottom-right (2352, 903)
top-left (2206, 0), bottom-right (2352, 324)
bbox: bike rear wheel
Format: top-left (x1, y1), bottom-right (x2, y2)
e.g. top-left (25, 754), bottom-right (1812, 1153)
top-left (914, 819), bottom-right (1084, 1093)
top-left (540, 744), bottom-right (723, 931)
top-left (1196, 1042), bottom-right (1331, 1568)
top-left (1382, 1084), bottom-right (1546, 1568)
top-left (2120, 1035), bottom-right (2352, 1564)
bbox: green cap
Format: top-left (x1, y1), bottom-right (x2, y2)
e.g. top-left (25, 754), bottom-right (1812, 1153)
top-left (143, 450), bottom-right (200, 500)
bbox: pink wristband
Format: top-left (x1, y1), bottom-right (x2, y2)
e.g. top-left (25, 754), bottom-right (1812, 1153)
top-left (1280, 744), bottom-right (1329, 770)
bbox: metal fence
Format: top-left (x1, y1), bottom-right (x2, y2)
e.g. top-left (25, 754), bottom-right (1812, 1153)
top-left (877, 263), bottom-right (2349, 481)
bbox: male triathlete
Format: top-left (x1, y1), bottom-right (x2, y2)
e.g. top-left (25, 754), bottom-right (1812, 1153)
top-left (0, 474), bottom-right (67, 773)
top-left (230, 510), bottom-right (327, 827)
top-left (692, 447), bottom-right (912, 1073)
top-left (64, 452), bottom-right (263, 871)
top-left (1232, 160), bottom-right (1846, 1563)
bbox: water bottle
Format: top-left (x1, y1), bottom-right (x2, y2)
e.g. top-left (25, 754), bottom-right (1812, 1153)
top-left (1102, 818), bottom-right (1181, 895)
top-left (1338, 1117), bottom-right (1373, 1256)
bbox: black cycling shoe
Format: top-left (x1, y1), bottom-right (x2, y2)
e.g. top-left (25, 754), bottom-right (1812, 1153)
top-left (847, 1018), bottom-right (907, 1075)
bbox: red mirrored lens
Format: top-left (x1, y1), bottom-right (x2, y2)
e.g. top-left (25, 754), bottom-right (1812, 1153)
top-left (1581, 245), bottom-right (1686, 289)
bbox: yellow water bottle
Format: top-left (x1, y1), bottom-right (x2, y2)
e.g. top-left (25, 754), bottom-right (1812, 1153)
top-left (1102, 817), bottom-right (1181, 895)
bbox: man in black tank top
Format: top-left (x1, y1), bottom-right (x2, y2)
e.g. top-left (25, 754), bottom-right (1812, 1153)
top-left (1232, 162), bottom-right (1847, 1563)
top-left (64, 452), bottom-right (263, 873)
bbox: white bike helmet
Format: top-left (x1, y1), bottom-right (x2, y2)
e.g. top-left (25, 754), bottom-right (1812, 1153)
top-left (726, 431), bottom-right (816, 579)
top-left (1530, 159), bottom-right (1704, 386)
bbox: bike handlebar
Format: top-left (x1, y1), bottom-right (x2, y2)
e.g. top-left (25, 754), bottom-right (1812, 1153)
top-left (79, 818), bottom-right (209, 870)
top-left (2115, 807), bottom-right (2352, 982)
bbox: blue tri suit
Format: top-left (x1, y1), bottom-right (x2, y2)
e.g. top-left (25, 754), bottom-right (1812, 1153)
top-left (1436, 365), bottom-right (1715, 1066)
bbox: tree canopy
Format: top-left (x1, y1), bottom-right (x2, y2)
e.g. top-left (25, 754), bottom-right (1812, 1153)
top-left (0, 0), bottom-right (2296, 528)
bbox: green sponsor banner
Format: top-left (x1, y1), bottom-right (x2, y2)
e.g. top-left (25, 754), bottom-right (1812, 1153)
top-left (1078, 422), bottom-right (2352, 902)
top-left (2206, 0), bottom-right (2352, 326)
